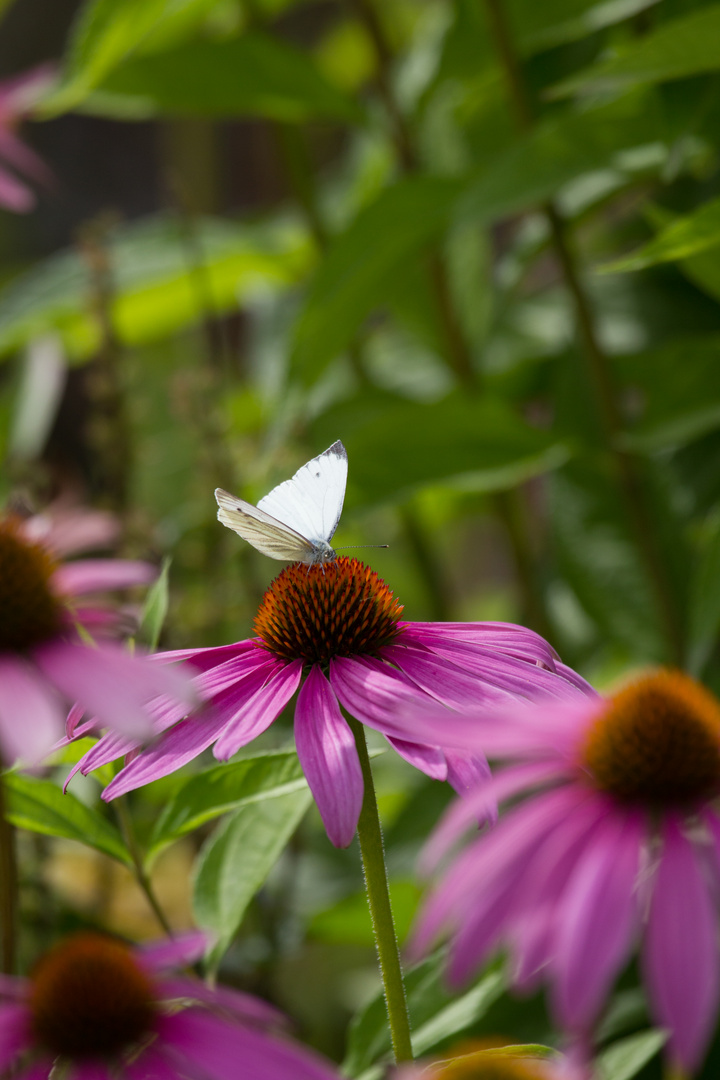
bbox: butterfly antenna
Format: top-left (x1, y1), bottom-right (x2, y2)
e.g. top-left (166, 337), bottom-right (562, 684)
top-left (335, 545), bottom-right (389, 550)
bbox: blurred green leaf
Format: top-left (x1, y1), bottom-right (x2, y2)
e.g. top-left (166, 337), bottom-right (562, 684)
top-left (138, 557), bottom-right (171, 651)
top-left (603, 195), bottom-right (720, 273)
top-left (511, 0), bottom-right (660, 55)
top-left (0, 215), bottom-right (308, 361)
top-left (82, 33), bottom-right (363, 122)
top-left (596, 1029), bottom-right (666, 1080)
top-left (48, 0), bottom-right (225, 111)
top-left (688, 513), bottom-right (720, 677)
top-left (343, 950), bottom-right (505, 1076)
top-left (290, 177), bottom-right (462, 383)
top-left (148, 749), bottom-right (307, 862)
top-left (550, 4), bottom-right (720, 98)
top-left (309, 879), bottom-right (421, 946)
top-left (193, 787), bottom-right (312, 971)
top-left (312, 392), bottom-right (570, 506)
top-left (4, 773), bottom-right (131, 866)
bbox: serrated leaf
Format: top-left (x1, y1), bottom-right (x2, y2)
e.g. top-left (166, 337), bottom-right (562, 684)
top-left (148, 750), bottom-right (307, 862)
top-left (139, 557), bottom-right (171, 651)
top-left (596, 1029), bottom-right (666, 1080)
top-left (4, 773), bottom-right (131, 866)
top-left (311, 392), bottom-right (570, 506)
top-left (81, 32), bottom-right (362, 123)
top-left (192, 787), bottom-right (312, 971)
top-left (550, 4), bottom-right (720, 98)
top-left (0, 214), bottom-right (308, 362)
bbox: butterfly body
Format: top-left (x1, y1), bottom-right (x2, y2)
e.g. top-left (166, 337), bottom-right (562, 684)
top-left (215, 440), bottom-right (348, 565)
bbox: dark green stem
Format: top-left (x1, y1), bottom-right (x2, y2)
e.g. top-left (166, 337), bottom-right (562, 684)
top-left (0, 768), bottom-right (17, 973)
top-left (348, 717), bottom-right (413, 1063)
top-left (115, 798), bottom-right (174, 937)
top-left (482, 0), bottom-right (684, 665)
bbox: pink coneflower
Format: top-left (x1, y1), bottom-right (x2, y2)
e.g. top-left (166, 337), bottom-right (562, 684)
top-left (409, 669), bottom-right (720, 1075)
top-left (69, 556), bottom-right (586, 847)
top-left (0, 930), bottom-right (341, 1080)
top-left (0, 66), bottom-right (54, 212)
top-left (0, 509), bottom-right (187, 764)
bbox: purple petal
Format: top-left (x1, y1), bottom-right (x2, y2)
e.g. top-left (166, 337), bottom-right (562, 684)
top-left (643, 816), bottom-right (720, 1072)
top-left (15, 1061), bottom-right (55, 1080)
top-left (385, 737), bottom-right (447, 780)
top-left (137, 932), bottom-right (207, 972)
top-left (65, 702), bottom-right (86, 738)
top-left (444, 751), bottom-right (492, 799)
top-left (157, 977), bottom-right (284, 1027)
top-left (330, 656), bottom-right (434, 738)
top-left (156, 640), bottom-right (258, 673)
top-left (0, 655), bottom-right (63, 763)
top-left (402, 622), bottom-right (559, 667)
top-left (294, 666), bottom-right (363, 848)
top-left (552, 808), bottom-right (643, 1031)
top-left (382, 642), bottom-right (511, 709)
top-left (124, 1045), bottom-right (180, 1080)
top-left (33, 641), bottom-right (191, 741)
top-left (0, 166), bottom-right (33, 212)
top-left (67, 1062), bottom-right (110, 1080)
top-left (51, 559), bottom-right (155, 597)
top-left (196, 650), bottom-right (280, 699)
top-left (0, 1002), bottom-right (31, 1069)
top-left (213, 661), bottom-right (303, 760)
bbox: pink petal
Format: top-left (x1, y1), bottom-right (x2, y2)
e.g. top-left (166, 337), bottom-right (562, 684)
top-left (385, 737), bottom-right (447, 780)
top-left (402, 622), bottom-right (559, 666)
top-left (157, 976), bottom-right (284, 1027)
top-left (52, 560), bottom-right (155, 596)
top-left (67, 1062), bottom-right (111, 1080)
top-left (212, 661), bottom-right (302, 760)
top-left (0, 166), bottom-right (33, 211)
top-left (552, 808), bottom-right (643, 1031)
top-left (195, 650), bottom-right (280, 699)
top-left (382, 642), bottom-right (511, 708)
top-left (294, 666), bottom-right (363, 848)
top-left (34, 641), bottom-right (192, 741)
top-left (643, 816), bottom-right (720, 1072)
top-left (0, 655), bottom-right (64, 763)
top-left (0, 1002), bottom-right (31, 1069)
top-left (137, 932), bottom-right (207, 972)
top-left (444, 751), bottom-right (492, 800)
top-left (330, 656), bottom-right (434, 738)
top-left (16, 1061), bottom-right (55, 1080)
top-left (0, 129), bottom-right (51, 185)
top-left (21, 507), bottom-right (119, 557)
top-left (65, 702), bottom-right (86, 738)
top-left (124, 1045), bottom-right (181, 1080)
top-left (156, 640), bottom-right (258, 672)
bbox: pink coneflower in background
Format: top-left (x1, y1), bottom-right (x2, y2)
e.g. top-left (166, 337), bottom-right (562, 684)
top-left (409, 669), bottom-right (720, 1075)
top-left (0, 930), bottom-right (342, 1080)
top-left (69, 556), bottom-right (588, 847)
top-left (0, 65), bottom-right (54, 212)
top-left (0, 508), bottom-right (188, 764)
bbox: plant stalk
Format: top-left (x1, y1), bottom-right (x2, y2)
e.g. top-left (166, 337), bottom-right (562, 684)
top-left (348, 717), bottom-right (414, 1063)
top-left (115, 797), bottom-right (174, 938)
top-left (0, 767), bottom-right (17, 973)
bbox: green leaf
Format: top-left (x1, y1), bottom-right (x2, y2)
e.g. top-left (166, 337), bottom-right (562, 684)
top-left (343, 951), bottom-right (505, 1076)
top-left (138, 557), bottom-right (171, 651)
top-left (192, 787), bottom-right (312, 971)
top-left (148, 750), bottom-right (308, 862)
top-left (49, 0), bottom-right (225, 111)
top-left (596, 1029), bottom-right (666, 1080)
top-left (81, 32), bottom-right (362, 122)
top-left (511, 0), bottom-right (660, 55)
top-left (0, 214), bottom-right (308, 362)
top-left (4, 773), bottom-right (131, 866)
top-left (311, 392), bottom-right (570, 507)
top-left (309, 879), bottom-right (421, 947)
top-left (688, 513), bottom-right (720, 677)
top-left (290, 177), bottom-right (463, 383)
top-left (603, 195), bottom-right (720, 273)
top-left (550, 4), bottom-right (720, 98)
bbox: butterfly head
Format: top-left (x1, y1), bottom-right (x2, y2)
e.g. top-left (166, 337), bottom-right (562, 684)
top-left (306, 540), bottom-right (337, 565)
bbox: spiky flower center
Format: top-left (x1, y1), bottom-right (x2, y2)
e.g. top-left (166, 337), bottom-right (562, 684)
top-left (0, 518), bottom-right (62, 650)
top-left (30, 933), bottom-right (157, 1059)
top-left (583, 670), bottom-right (720, 806)
top-left (430, 1042), bottom-right (550, 1080)
top-left (254, 557), bottom-right (403, 665)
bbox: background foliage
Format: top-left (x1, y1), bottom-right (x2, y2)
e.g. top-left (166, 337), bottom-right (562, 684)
top-left (2, 0), bottom-right (720, 1075)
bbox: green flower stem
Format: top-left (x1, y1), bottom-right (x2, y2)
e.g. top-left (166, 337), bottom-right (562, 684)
top-left (114, 797), bottom-right (174, 938)
top-left (348, 717), bottom-right (414, 1063)
top-left (0, 767), bottom-right (17, 973)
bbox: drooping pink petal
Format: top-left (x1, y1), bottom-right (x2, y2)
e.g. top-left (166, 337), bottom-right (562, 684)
top-left (552, 807), bottom-right (643, 1032)
top-left (213, 661), bottom-right (303, 760)
top-left (158, 1009), bottom-right (339, 1080)
top-left (643, 817), bottom-right (720, 1072)
top-left (401, 622), bottom-right (559, 667)
top-left (330, 656), bottom-right (435, 739)
top-left (0, 129), bottom-right (52, 185)
top-left (124, 1044), bottom-right (180, 1080)
top-left (0, 166), bottom-right (33, 212)
top-left (155, 639), bottom-right (258, 672)
top-left (0, 1002), bottom-right (31, 1069)
top-left (157, 976), bottom-right (284, 1027)
top-left (294, 666), bottom-right (363, 848)
top-left (52, 559), bottom-right (156, 596)
top-left (195, 649), bottom-right (280, 699)
top-left (0, 655), bottom-right (64, 762)
top-left (382, 643), bottom-right (511, 709)
top-left (34, 641), bottom-right (191, 741)
top-left (444, 751), bottom-right (491, 800)
top-left (21, 506), bottom-right (119, 557)
top-left (65, 702), bottom-right (86, 738)
top-left (385, 737), bottom-right (447, 780)
top-left (137, 931), bottom-right (207, 972)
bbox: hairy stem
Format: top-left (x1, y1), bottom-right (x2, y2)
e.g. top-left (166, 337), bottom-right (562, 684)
top-left (348, 717), bottom-right (414, 1063)
top-left (0, 768), bottom-right (17, 973)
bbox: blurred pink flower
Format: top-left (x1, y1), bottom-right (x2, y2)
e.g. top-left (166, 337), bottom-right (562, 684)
top-left (0, 930), bottom-right (341, 1080)
top-left (69, 557), bottom-right (586, 848)
top-left (0, 509), bottom-right (188, 765)
top-left (409, 669), bottom-right (720, 1074)
top-left (0, 65), bottom-right (54, 212)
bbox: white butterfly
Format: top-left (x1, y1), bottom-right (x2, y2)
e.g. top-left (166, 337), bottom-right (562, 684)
top-left (215, 441), bottom-right (348, 565)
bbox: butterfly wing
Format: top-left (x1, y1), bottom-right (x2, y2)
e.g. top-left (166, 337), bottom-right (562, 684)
top-left (215, 489), bottom-right (317, 562)
top-left (257, 440), bottom-right (348, 545)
